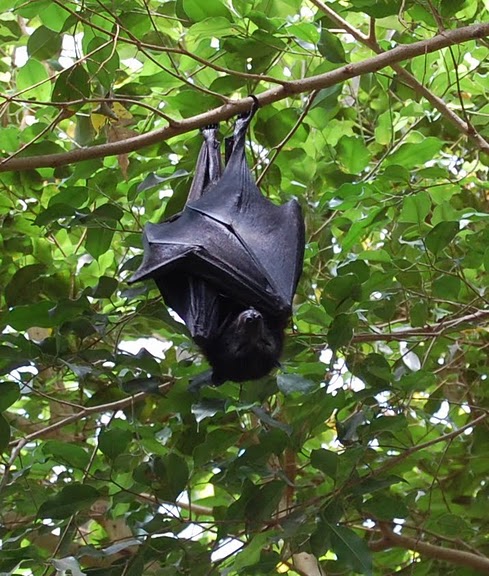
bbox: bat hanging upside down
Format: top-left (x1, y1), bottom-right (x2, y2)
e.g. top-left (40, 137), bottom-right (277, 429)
top-left (128, 102), bottom-right (305, 385)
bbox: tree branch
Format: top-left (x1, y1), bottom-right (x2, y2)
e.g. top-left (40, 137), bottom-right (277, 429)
top-left (309, 0), bottom-right (489, 156)
top-left (7, 381), bottom-right (172, 448)
top-left (372, 523), bottom-right (489, 573)
top-left (353, 309), bottom-right (489, 343)
top-left (1, 23), bottom-right (488, 173)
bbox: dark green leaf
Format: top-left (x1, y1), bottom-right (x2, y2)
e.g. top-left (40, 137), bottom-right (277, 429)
top-left (425, 221), bottom-right (459, 255)
top-left (42, 441), bottom-right (91, 469)
top-left (310, 449), bottom-right (339, 479)
top-left (52, 65), bottom-right (91, 102)
top-left (318, 28), bottom-right (346, 63)
top-left (0, 414), bottom-right (10, 453)
top-left (363, 493), bottom-right (409, 520)
top-left (91, 276), bottom-right (119, 298)
top-left (0, 382), bottom-right (20, 411)
top-left (27, 26), bottom-right (62, 60)
top-left (99, 428), bottom-right (133, 460)
top-left (6, 301), bottom-right (54, 330)
top-left (85, 227), bottom-right (115, 258)
top-left (327, 314), bottom-right (354, 351)
top-left (38, 484), bottom-right (100, 519)
top-left (329, 524), bottom-right (372, 575)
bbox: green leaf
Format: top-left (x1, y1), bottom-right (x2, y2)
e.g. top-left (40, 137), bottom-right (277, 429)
top-left (324, 274), bottom-right (363, 302)
top-left (410, 301), bottom-right (430, 327)
top-left (233, 532), bottom-right (272, 570)
top-left (85, 227), bottom-right (114, 259)
top-left (318, 28), bottom-right (346, 63)
top-left (310, 449), bottom-right (339, 479)
top-left (287, 22), bottom-right (320, 44)
top-left (49, 186), bottom-right (88, 208)
top-left (426, 513), bottom-right (471, 537)
top-left (16, 59), bottom-right (51, 101)
top-left (27, 26), bottom-right (62, 60)
top-left (182, 0), bottom-right (231, 21)
top-left (363, 493), bottom-right (409, 520)
top-left (227, 480), bottom-right (285, 527)
top-left (0, 126), bottom-right (20, 153)
top-left (52, 65), bottom-right (91, 102)
top-left (349, 0), bottom-right (403, 17)
top-left (98, 428), bottom-right (133, 460)
top-left (399, 191), bottom-right (431, 224)
top-left (327, 314), bottom-right (354, 351)
top-left (398, 370), bottom-right (436, 392)
top-left (91, 276), bottom-right (119, 298)
top-left (5, 264), bottom-right (47, 306)
top-left (329, 524), bottom-right (372, 575)
top-left (337, 136), bottom-right (371, 173)
top-left (34, 203), bottom-right (76, 226)
top-left (433, 275), bottom-right (460, 299)
top-left (386, 137), bottom-right (444, 169)
top-left (86, 203), bottom-right (124, 223)
top-left (48, 297), bottom-right (91, 325)
top-left (337, 260), bottom-right (370, 282)
top-left (425, 221), bottom-right (459, 255)
top-left (6, 301), bottom-right (54, 330)
top-left (42, 441), bottom-right (91, 469)
top-left (0, 414), bottom-right (11, 453)
top-left (349, 354), bottom-right (391, 389)
top-left (0, 382), bottom-right (20, 411)
top-left (38, 484), bottom-right (100, 519)
top-left (86, 36), bottom-right (120, 91)
top-left (187, 18), bottom-right (236, 41)
top-left (134, 454), bottom-right (189, 501)
top-left (39, 2), bottom-right (69, 32)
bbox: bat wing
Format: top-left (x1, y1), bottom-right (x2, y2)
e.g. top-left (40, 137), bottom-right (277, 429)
top-left (185, 107), bottom-right (305, 315)
top-left (129, 107), bottom-right (305, 320)
top-left (129, 125), bottom-right (224, 342)
top-left (154, 274), bottom-right (221, 341)
top-left (129, 211), bottom-right (286, 313)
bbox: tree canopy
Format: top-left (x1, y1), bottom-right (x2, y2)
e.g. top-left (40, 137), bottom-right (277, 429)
top-left (1, 0), bottom-right (489, 574)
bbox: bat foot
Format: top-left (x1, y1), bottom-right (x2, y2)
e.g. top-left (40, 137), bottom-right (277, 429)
top-left (200, 123), bottom-right (219, 132)
top-left (237, 95), bottom-right (260, 120)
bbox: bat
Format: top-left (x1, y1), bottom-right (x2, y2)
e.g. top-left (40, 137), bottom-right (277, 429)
top-left (128, 103), bottom-right (305, 385)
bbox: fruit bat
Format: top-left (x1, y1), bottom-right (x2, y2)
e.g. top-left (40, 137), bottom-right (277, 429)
top-left (128, 103), bottom-right (305, 385)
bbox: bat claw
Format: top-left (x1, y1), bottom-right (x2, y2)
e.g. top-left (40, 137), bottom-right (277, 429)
top-left (200, 123), bottom-right (219, 134)
top-left (248, 94), bottom-right (260, 110)
top-left (237, 95), bottom-right (260, 121)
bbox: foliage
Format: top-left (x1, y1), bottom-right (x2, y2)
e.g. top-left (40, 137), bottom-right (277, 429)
top-left (1, 0), bottom-right (489, 574)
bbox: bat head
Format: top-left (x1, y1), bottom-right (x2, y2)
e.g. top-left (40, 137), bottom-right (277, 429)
top-left (202, 307), bottom-right (284, 385)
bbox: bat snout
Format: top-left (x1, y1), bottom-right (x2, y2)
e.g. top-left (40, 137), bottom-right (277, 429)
top-left (237, 308), bottom-right (264, 336)
top-left (242, 308), bottom-right (262, 323)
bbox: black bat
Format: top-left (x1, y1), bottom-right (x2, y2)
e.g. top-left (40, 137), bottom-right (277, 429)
top-left (128, 104), bottom-right (305, 385)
